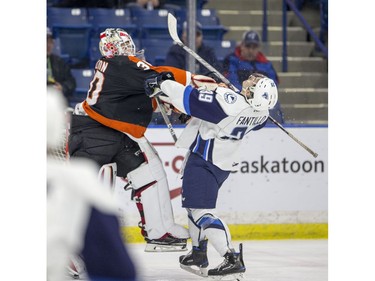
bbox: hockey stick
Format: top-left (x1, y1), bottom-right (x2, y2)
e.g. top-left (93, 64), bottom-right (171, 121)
top-left (167, 13), bottom-right (318, 158)
top-left (155, 96), bottom-right (178, 142)
top-left (167, 13), bottom-right (239, 92)
top-left (268, 116), bottom-right (318, 158)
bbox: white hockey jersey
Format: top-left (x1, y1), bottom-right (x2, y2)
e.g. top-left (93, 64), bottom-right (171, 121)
top-left (47, 158), bottom-right (120, 281)
top-left (159, 81), bottom-right (269, 171)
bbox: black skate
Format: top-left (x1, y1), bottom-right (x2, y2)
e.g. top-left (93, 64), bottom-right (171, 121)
top-left (145, 233), bottom-right (187, 252)
top-left (208, 243), bottom-right (246, 281)
top-left (179, 239), bottom-right (209, 277)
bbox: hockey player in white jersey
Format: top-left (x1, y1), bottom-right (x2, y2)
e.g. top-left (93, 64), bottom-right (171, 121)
top-left (144, 72), bottom-right (278, 280)
top-left (47, 87), bottom-right (137, 281)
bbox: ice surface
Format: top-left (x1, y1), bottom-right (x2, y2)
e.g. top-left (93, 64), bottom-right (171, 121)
top-left (66, 240), bottom-right (328, 281)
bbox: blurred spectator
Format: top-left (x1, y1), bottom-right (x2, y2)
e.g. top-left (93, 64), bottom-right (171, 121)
top-left (47, 28), bottom-right (76, 102)
top-left (165, 21), bottom-right (222, 75)
top-left (135, 0), bottom-right (166, 9)
top-left (156, 21), bottom-right (222, 125)
top-left (223, 30), bottom-right (284, 123)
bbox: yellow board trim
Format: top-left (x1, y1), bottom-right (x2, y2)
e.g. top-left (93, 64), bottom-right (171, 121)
top-left (121, 223), bottom-right (328, 243)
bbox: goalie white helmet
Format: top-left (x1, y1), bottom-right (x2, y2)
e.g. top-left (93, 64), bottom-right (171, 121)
top-left (241, 75), bottom-right (278, 111)
top-left (99, 28), bottom-right (136, 57)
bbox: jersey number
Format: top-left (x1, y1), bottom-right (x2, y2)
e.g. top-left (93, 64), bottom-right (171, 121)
top-left (198, 90), bottom-right (213, 103)
top-left (136, 61), bottom-right (151, 70)
top-left (87, 71), bottom-right (104, 105)
top-left (221, 127), bottom-right (248, 140)
top-left (86, 60), bottom-right (150, 106)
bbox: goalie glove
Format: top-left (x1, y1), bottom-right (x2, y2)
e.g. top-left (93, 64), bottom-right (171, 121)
top-left (191, 74), bottom-right (218, 91)
top-left (144, 72), bottom-right (175, 98)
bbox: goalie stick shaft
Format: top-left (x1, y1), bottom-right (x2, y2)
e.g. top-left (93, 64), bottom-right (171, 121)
top-left (167, 13), bottom-right (318, 158)
top-left (155, 97), bottom-right (178, 142)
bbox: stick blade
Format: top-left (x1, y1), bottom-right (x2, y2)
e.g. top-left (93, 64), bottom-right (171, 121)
top-left (168, 13), bottom-right (182, 44)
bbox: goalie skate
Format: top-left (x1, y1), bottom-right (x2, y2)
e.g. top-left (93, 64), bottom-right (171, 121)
top-left (145, 234), bottom-right (187, 252)
top-left (179, 240), bottom-right (209, 277)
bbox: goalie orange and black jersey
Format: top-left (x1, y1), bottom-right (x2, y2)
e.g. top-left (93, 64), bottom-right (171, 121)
top-left (81, 55), bottom-right (191, 138)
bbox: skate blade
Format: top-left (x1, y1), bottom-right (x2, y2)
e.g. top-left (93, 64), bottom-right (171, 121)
top-left (209, 273), bottom-right (244, 281)
top-left (145, 243), bottom-right (188, 252)
top-left (180, 264), bottom-right (208, 277)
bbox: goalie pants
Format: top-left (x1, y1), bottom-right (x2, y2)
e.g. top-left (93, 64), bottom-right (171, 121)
top-left (68, 115), bottom-right (145, 177)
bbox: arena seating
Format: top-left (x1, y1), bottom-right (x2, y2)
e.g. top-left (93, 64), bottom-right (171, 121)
top-left (69, 68), bottom-right (94, 107)
top-left (47, 4), bottom-right (229, 69)
top-left (87, 8), bottom-right (137, 37)
top-left (47, 7), bottom-right (92, 67)
top-left (141, 38), bottom-right (173, 66)
top-left (130, 8), bottom-right (171, 39)
top-left (198, 9), bottom-right (228, 40)
top-left (204, 39), bottom-right (237, 63)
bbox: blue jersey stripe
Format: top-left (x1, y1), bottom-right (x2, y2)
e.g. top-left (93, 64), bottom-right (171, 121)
top-left (190, 134), bottom-right (215, 163)
top-left (192, 134), bottom-right (201, 153)
top-left (183, 85), bottom-right (194, 115)
top-left (202, 139), bottom-right (211, 161)
top-left (207, 138), bottom-right (214, 162)
top-left (197, 137), bottom-right (206, 156)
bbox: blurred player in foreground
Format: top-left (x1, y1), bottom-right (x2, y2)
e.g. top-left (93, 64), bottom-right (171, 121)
top-left (68, 28), bottom-right (191, 251)
top-left (47, 88), bottom-right (138, 281)
top-left (145, 72), bottom-right (278, 280)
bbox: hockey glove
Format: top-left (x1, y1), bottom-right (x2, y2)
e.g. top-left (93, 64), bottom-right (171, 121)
top-left (178, 113), bottom-right (191, 124)
top-left (144, 72), bottom-right (175, 98)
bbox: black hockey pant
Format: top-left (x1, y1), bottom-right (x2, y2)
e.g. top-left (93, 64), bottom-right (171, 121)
top-left (68, 115), bottom-right (145, 177)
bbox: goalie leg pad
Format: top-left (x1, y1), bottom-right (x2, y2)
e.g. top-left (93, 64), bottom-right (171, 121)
top-left (132, 181), bottom-right (188, 252)
top-left (98, 163), bottom-right (117, 190)
top-left (127, 137), bottom-right (189, 242)
top-left (126, 162), bottom-right (160, 190)
top-left (130, 165), bottom-right (189, 240)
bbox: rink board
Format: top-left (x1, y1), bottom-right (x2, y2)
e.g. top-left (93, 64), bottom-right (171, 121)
top-left (116, 126), bottom-right (328, 241)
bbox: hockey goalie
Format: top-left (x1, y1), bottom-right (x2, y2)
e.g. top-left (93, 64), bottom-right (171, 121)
top-left (67, 28), bottom-right (191, 252)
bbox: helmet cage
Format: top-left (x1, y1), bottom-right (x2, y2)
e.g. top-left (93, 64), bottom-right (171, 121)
top-left (242, 76), bottom-right (278, 111)
top-left (99, 28), bottom-right (136, 57)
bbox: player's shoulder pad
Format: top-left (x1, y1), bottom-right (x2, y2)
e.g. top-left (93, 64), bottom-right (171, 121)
top-left (214, 87), bottom-right (248, 116)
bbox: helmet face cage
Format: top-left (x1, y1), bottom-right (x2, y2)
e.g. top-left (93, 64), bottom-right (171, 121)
top-left (99, 28), bottom-right (136, 57)
top-left (242, 75), bottom-right (278, 111)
